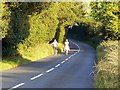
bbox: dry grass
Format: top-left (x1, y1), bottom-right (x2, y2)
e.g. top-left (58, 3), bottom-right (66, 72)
top-left (96, 40), bottom-right (119, 88)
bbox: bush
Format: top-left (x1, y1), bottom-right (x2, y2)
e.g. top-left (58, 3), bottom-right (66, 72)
top-left (96, 40), bottom-right (119, 88)
top-left (17, 43), bottom-right (54, 61)
top-left (57, 43), bottom-right (64, 53)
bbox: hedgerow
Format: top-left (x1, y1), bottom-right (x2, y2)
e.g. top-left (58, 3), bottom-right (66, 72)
top-left (96, 40), bottom-right (119, 88)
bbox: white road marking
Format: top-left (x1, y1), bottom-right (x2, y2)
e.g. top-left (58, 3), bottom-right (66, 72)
top-left (55, 64), bottom-right (61, 67)
top-left (70, 40), bottom-right (80, 51)
top-left (61, 61), bottom-right (65, 64)
top-left (8, 40), bottom-right (81, 90)
top-left (65, 58), bottom-right (68, 61)
top-left (68, 57), bottom-right (71, 59)
top-left (30, 73), bottom-right (44, 80)
top-left (46, 68), bottom-right (54, 73)
top-left (9, 83), bottom-right (25, 90)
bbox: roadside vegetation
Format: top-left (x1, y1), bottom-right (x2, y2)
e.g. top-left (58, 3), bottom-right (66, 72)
top-left (1, 2), bottom-right (84, 71)
top-left (90, 2), bottom-right (119, 88)
top-left (0, 2), bottom-right (119, 88)
top-left (68, 2), bottom-right (119, 88)
top-left (1, 43), bottom-right (64, 71)
top-left (1, 57), bottom-right (30, 71)
top-left (96, 40), bottom-right (119, 88)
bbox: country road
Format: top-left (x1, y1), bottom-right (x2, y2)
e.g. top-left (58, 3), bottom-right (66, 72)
top-left (1, 39), bottom-right (96, 89)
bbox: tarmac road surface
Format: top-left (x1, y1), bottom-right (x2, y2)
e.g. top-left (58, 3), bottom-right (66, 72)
top-left (1, 39), bottom-right (96, 89)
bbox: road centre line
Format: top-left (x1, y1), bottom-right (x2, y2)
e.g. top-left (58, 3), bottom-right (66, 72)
top-left (30, 73), bottom-right (44, 80)
top-left (70, 40), bottom-right (80, 51)
top-left (55, 64), bottom-right (61, 67)
top-left (8, 83), bottom-right (25, 90)
top-left (61, 61), bottom-right (65, 64)
top-left (8, 40), bottom-right (80, 90)
top-left (68, 57), bottom-right (71, 59)
top-left (69, 56), bottom-right (72, 58)
top-left (65, 58), bottom-right (68, 61)
top-left (46, 68), bottom-right (54, 73)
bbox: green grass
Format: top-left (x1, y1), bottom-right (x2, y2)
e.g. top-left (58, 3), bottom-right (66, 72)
top-left (1, 43), bottom-right (63, 71)
top-left (1, 57), bottom-right (30, 71)
top-left (96, 40), bottom-right (119, 88)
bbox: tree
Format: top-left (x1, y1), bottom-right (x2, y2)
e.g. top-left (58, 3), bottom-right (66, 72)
top-left (90, 2), bottom-right (120, 40)
top-left (2, 2), bottom-right (86, 56)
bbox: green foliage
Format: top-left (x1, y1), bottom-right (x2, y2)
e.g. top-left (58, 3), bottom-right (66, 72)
top-left (1, 56), bottom-right (30, 71)
top-left (0, 2), bottom-right (11, 39)
top-left (2, 2), bottom-right (29, 56)
top-left (96, 40), bottom-right (119, 88)
top-left (57, 43), bottom-right (64, 52)
top-left (1, 2), bottom-right (87, 71)
top-left (2, 2), bottom-right (85, 57)
top-left (26, 3), bottom-right (59, 43)
top-left (58, 26), bottom-right (65, 43)
top-left (17, 43), bottom-right (53, 60)
top-left (57, 2), bottom-right (78, 26)
top-left (67, 20), bottom-right (101, 48)
top-left (1, 42), bottom-right (64, 71)
top-left (90, 2), bottom-right (120, 40)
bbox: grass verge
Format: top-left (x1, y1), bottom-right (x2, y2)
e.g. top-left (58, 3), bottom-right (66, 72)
top-left (1, 56), bottom-right (30, 71)
top-left (96, 40), bottom-right (119, 88)
top-left (1, 43), bottom-right (63, 71)
top-left (68, 34), bottom-right (119, 88)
